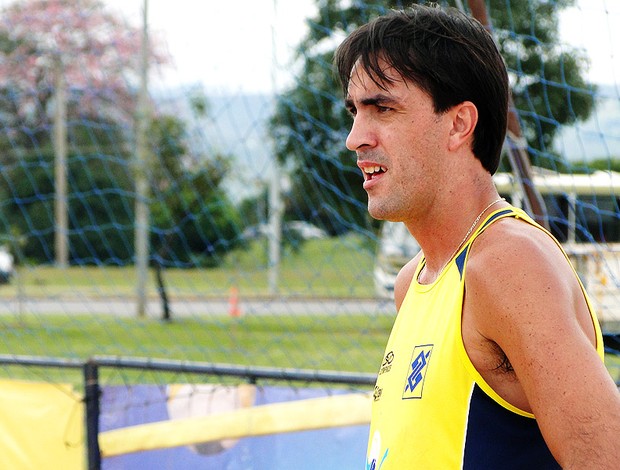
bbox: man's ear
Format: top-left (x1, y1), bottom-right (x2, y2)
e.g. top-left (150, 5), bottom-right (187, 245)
top-left (448, 101), bottom-right (478, 151)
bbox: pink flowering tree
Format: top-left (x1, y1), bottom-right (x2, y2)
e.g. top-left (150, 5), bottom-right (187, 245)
top-left (0, 0), bottom-right (173, 265)
top-left (0, 0), bottom-right (168, 124)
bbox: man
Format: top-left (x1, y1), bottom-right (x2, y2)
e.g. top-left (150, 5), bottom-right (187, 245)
top-left (335, 4), bottom-right (620, 469)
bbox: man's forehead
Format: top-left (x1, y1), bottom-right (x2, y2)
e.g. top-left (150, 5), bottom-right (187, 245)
top-left (349, 57), bottom-right (403, 87)
top-left (347, 59), bottom-right (407, 100)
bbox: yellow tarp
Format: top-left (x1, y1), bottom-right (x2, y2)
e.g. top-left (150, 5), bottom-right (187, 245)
top-left (0, 379), bottom-right (84, 470)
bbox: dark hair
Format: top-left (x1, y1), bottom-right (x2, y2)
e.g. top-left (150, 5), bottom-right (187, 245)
top-left (334, 4), bottom-right (509, 174)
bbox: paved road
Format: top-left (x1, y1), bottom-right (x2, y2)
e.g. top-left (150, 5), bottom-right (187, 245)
top-left (2, 296), bottom-right (618, 332)
top-left (0, 296), bottom-right (396, 318)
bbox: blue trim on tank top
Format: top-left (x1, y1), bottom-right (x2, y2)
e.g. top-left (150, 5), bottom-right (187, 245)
top-left (480, 208), bottom-right (513, 229)
top-left (455, 208), bottom-right (515, 279)
top-left (456, 247), bottom-right (469, 279)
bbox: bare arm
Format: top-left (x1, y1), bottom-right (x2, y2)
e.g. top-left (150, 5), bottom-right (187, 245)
top-left (466, 221), bottom-right (620, 468)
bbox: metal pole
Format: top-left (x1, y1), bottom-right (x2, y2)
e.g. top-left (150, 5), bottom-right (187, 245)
top-left (268, 0), bottom-right (283, 295)
top-left (135, 0), bottom-right (150, 317)
top-left (84, 360), bottom-right (101, 470)
top-left (53, 57), bottom-right (68, 268)
top-left (567, 192), bottom-right (577, 244)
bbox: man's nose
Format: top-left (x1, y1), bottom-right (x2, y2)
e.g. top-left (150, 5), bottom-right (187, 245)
top-left (346, 116), bottom-right (374, 152)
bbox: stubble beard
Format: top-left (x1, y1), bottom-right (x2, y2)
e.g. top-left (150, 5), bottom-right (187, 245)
top-left (367, 193), bottom-right (405, 223)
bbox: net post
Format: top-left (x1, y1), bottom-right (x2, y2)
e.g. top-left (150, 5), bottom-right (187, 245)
top-left (84, 360), bottom-right (101, 470)
top-left (466, 0), bottom-right (550, 230)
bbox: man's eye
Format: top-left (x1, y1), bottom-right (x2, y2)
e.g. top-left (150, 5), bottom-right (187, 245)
top-left (376, 106), bottom-right (391, 113)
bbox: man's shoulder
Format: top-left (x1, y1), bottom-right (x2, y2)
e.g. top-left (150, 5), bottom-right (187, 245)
top-left (465, 215), bottom-right (585, 330)
top-left (471, 215), bottom-right (566, 271)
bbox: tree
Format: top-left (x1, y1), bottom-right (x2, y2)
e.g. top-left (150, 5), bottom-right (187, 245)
top-left (0, 0), bottom-right (167, 129)
top-left (148, 103), bottom-right (243, 268)
top-left (0, 0), bottom-right (242, 267)
top-left (0, 0), bottom-right (167, 264)
top-left (487, 0), bottom-right (594, 168)
top-left (3, 138), bottom-right (136, 264)
top-left (269, 0), bottom-right (594, 232)
top-left (270, 1), bottom-right (401, 235)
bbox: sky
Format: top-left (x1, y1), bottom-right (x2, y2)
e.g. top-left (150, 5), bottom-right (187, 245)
top-left (559, 0), bottom-right (620, 89)
top-left (100, 0), bottom-right (618, 167)
top-left (98, 0), bottom-right (620, 94)
top-left (0, 0), bottom-right (616, 93)
top-left (105, 0), bottom-right (318, 94)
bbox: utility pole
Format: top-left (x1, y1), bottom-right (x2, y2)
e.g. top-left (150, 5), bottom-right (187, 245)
top-left (135, 0), bottom-right (150, 317)
top-left (53, 56), bottom-right (69, 268)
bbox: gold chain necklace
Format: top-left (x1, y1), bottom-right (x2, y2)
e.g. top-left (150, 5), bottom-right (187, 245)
top-left (424, 197), bottom-right (506, 278)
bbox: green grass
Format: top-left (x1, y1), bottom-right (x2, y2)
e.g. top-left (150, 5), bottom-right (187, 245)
top-left (0, 313), bottom-right (390, 366)
top-left (2, 233), bottom-right (619, 389)
top-left (0, 313), bottom-right (394, 386)
top-left (0, 233), bottom-right (376, 299)
top-left (0, 234), bottom-right (386, 386)
top-left (1, 312), bottom-right (618, 390)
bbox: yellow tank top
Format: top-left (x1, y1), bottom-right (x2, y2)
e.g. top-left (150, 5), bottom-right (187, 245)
top-left (366, 207), bottom-right (603, 470)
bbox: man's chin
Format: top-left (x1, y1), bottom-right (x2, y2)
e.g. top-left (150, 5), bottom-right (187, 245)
top-left (367, 205), bottom-right (390, 221)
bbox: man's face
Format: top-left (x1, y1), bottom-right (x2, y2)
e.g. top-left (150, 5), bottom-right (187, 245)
top-left (345, 59), bottom-right (453, 224)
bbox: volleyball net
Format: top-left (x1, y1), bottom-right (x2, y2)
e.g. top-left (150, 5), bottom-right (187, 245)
top-left (0, 0), bottom-right (618, 468)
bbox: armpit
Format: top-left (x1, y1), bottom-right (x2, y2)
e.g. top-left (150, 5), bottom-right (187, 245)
top-left (490, 341), bottom-right (515, 374)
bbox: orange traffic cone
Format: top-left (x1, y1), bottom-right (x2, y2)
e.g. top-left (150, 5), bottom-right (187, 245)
top-left (228, 286), bottom-right (241, 317)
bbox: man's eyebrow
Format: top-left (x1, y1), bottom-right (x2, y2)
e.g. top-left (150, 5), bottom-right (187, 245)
top-left (345, 94), bottom-right (399, 110)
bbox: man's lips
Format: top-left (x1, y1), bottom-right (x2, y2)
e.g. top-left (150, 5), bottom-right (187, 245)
top-left (358, 162), bottom-right (388, 188)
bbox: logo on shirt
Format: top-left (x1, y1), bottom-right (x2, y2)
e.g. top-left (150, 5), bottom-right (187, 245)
top-left (379, 350), bottom-right (394, 375)
top-left (402, 344), bottom-right (433, 400)
top-left (367, 431), bottom-right (389, 470)
top-left (373, 385), bottom-right (383, 402)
